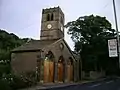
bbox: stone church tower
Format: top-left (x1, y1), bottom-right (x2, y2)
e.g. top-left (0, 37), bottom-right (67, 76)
top-left (40, 7), bottom-right (65, 40)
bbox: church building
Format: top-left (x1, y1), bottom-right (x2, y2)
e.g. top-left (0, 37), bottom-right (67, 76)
top-left (11, 6), bottom-right (80, 83)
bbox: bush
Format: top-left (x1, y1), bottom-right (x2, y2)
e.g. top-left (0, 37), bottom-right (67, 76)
top-left (21, 71), bottom-right (37, 86)
top-left (9, 75), bottom-right (28, 90)
top-left (0, 71), bottom-right (37, 90)
top-left (0, 79), bottom-right (12, 90)
top-left (2, 74), bottom-right (29, 90)
top-left (1, 72), bottom-right (37, 90)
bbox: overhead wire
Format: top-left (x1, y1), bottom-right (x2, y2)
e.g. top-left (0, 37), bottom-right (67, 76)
top-left (99, 0), bottom-right (112, 14)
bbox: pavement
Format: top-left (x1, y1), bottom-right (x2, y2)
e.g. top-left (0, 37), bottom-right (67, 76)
top-left (20, 82), bottom-right (85, 90)
top-left (19, 77), bottom-right (106, 90)
top-left (20, 77), bottom-right (120, 90)
top-left (49, 77), bottom-right (120, 90)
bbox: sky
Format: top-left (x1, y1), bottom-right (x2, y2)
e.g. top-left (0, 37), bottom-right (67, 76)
top-left (0, 0), bottom-right (120, 50)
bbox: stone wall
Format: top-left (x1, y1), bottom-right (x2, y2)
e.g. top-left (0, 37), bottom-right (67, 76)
top-left (11, 51), bottom-right (40, 74)
top-left (82, 71), bottom-right (105, 80)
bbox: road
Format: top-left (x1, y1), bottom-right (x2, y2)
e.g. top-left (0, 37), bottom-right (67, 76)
top-left (50, 77), bottom-right (120, 90)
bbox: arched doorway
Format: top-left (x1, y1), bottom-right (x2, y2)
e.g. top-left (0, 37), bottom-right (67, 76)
top-left (67, 57), bottom-right (73, 82)
top-left (58, 56), bottom-right (64, 82)
top-left (43, 51), bottom-right (54, 83)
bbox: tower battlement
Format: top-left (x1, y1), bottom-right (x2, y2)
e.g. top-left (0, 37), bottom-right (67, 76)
top-left (42, 6), bottom-right (64, 15)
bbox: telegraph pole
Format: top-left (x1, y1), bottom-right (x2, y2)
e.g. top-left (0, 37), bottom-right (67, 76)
top-left (113, 0), bottom-right (120, 68)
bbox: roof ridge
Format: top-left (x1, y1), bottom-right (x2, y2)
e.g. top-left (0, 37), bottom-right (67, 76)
top-left (62, 39), bottom-right (77, 61)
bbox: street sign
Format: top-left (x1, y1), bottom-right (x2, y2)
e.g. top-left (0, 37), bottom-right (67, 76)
top-left (108, 39), bottom-right (118, 57)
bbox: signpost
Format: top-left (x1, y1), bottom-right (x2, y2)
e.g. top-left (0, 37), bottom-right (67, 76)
top-left (113, 0), bottom-right (120, 68)
top-left (108, 39), bottom-right (118, 57)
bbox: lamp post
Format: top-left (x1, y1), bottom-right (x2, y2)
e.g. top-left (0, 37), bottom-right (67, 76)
top-left (113, 0), bottom-right (120, 68)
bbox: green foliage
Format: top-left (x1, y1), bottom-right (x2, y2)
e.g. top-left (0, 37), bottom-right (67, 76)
top-left (0, 29), bottom-right (29, 51)
top-left (7, 74), bottom-right (29, 90)
top-left (0, 72), bottom-right (37, 90)
top-left (65, 15), bottom-right (116, 44)
top-left (0, 79), bottom-right (12, 90)
top-left (1, 73), bottom-right (34, 90)
top-left (66, 15), bottom-right (117, 72)
top-left (21, 71), bottom-right (37, 86)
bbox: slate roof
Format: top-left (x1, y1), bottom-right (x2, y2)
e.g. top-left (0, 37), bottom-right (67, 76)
top-left (11, 39), bottom-right (57, 52)
top-left (11, 38), bottom-right (79, 61)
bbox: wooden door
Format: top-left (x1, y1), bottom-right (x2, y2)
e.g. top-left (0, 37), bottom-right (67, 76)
top-left (70, 65), bottom-right (73, 81)
top-left (67, 65), bottom-right (71, 81)
top-left (44, 60), bottom-right (49, 83)
top-left (44, 61), bottom-right (54, 83)
top-left (58, 63), bottom-right (63, 82)
top-left (67, 64), bottom-right (73, 82)
top-left (49, 61), bottom-right (54, 82)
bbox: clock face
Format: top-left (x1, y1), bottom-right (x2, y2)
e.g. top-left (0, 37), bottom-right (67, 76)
top-left (47, 24), bottom-right (52, 29)
top-left (61, 26), bottom-right (63, 32)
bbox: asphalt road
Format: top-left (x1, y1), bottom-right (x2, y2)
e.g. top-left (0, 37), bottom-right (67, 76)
top-left (50, 77), bottom-right (120, 90)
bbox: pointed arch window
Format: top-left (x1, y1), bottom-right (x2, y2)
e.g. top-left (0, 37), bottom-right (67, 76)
top-left (68, 57), bottom-right (73, 65)
top-left (58, 55), bottom-right (65, 82)
top-left (45, 51), bottom-right (54, 61)
top-left (51, 13), bottom-right (54, 21)
top-left (46, 13), bottom-right (54, 21)
top-left (61, 16), bottom-right (63, 24)
top-left (58, 56), bottom-right (64, 63)
top-left (47, 14), bottom-right (50, 21)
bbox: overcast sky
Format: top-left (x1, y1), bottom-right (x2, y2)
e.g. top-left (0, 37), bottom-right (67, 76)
top-left (0, 0), bottom-right (120, 50)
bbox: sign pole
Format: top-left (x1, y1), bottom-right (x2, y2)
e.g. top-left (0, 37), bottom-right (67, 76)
top-left (113, 0), bottom-right (120, 68)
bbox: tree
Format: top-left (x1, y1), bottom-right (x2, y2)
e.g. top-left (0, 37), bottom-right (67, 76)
top-left (65, 15), bottom-right (117, 71)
